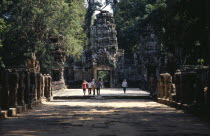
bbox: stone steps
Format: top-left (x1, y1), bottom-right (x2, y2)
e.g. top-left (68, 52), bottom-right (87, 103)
top-left (0, 101), bottom-right (43, 121)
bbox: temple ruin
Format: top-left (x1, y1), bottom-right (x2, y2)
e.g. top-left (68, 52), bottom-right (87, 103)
top-left (65, 11), bottom-right (124, 88)
top-left (50, 35), bottom-right (66, 91)
top-left (64, 11), bottom-right (161, 89)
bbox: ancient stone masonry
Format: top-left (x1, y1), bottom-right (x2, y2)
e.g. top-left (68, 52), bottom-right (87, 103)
top-left (0, 69), bottom-right (9, 109)
top-left (24, 70), bottom-right (30, 105)
top-left (89, 11), bottom-right (124, 87)
top-left (90, 10), bottom-right (119, 67)
top-left (17, 70), bottom-right (25, 106)
top-left (134, 25), bottom-right (161, 90)
top-left (44, 74), bottom-right (53, 101)
top-left (50, 35), bottom-right (66, 91)
top-left (157, 73), bottom-right (175, 101)
top-left (8, 70), bottom-right (19, 107)
top-left (64, 10), bottom-right (124, 88)
top-left (0, 55), bottom-right (53, 118)
top-left (157, 66), bottom-right (209, 111)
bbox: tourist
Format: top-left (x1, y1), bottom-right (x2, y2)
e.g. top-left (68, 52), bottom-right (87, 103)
top-left (95, 80), bottom-right (102, 95)
top-left (122, 79), bottom-right (128, 93)
top-left (92, 79), bottom-right (96, 95)
top-left (81, 80), bottom-right (87, 95)
top-left (87, 81), bottom-right (92, 95)
top-left (101, 81), bottom-right (104, 88)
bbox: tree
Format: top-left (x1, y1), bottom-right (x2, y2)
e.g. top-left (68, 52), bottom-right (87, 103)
top-left (114, 0), bottom-right (208, 66)
top-left (0, 0), bottom-right (87, 73)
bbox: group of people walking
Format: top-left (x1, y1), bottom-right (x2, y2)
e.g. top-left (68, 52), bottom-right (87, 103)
top-left (81, 79), bottom-right (128, 95)
top-left (82, 79), bottom-right (102, 96)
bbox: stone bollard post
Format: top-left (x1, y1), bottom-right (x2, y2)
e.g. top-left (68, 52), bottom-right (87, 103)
top-left (8, 70), bottom-right (19, 108)
top-left (158, 74), bottom-right (165, 98)
top-left (0, 70), bottom-right (9, 109)
top-left (44, 74), bottom-right (49, 99)
top-left (40, 74), bottom-right (45, 99)
top-left (174, 70), bottom-right (181, 102)
top-left (36, 73), bottom-right (42, 102)
top-left (17, 70), bottom-right (25, 106)
top-left (165, 73), bottom-right (172, 99)
top-left (30, 72), bottom-right (36, 105)
top-left (48, 75), bottom-right (53, 100)
top-left (0, 69), bottom-right (2, 109)
top-left (180, 71), bottom-right (196, 104)
top-left (24, 70), bottom-right (30, 104)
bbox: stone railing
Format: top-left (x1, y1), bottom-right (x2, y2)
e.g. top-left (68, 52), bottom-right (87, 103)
top-left (0, 68), bottom-right (52, 119)
top-left (157, 68), bottom-right (208, 111)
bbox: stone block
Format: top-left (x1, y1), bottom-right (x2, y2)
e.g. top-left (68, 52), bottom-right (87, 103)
top-left (8, 108), bottom-right (17, 117)
top-left (0, 110), bottom-right (8, 118)
top-left (28, 103), bottom-right (34, 109)
top-left (17, 70), bottom-right (25, 106)
top-left (24, 70), bottom-right (31, 104)
top-left (22, 104), bottom-right (27, 111)
top-left (8, 70), bottom-right (19, 107)
top-left (0, 70), bottom-right (9, 109)
top-left (16, 106), bottom-right (23, 113)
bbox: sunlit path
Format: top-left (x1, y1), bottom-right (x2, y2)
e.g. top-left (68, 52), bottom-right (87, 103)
top-left (53, 88), bottom-right (150, 97)
top-left (0, 99), bottom-right (209, 136)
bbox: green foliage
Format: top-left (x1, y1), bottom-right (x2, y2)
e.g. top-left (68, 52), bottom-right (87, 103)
top-left (0, 18), bottom-right (9, 48)
top-left (114, 0), bottom-right (208, 65)
top-left (114, 0), bottom-right (157, 54)
top-left (85, 0), bottom-right (102, 44)
top-left (0, 0), bottom-right (87, 73)
top-left (197, 59), bottom-right (205, 65)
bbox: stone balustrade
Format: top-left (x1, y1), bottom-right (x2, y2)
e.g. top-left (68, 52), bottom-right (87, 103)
top-left (157, 68), bottom-right (208, 110)
top-left (157, 73), bottom-right (175, 101)
top-left (0, 68), bottom-right (52, 118)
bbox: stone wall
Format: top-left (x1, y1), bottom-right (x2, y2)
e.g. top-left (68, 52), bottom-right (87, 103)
top-left (0, 68), bottom-right (52, 112)
top-left (157, 73), bottom-right (175, 101)
top-left (157, 67), bottom-right (209, 111)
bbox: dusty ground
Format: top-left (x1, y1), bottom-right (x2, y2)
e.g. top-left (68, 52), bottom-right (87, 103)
top-left (53, 88), bottom-right (150, 97)
top-left (0, 99), bottom-right (210, 136)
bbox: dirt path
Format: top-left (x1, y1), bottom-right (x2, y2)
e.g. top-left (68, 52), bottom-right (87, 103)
top-left (0, 99), bottom-right (209, 136)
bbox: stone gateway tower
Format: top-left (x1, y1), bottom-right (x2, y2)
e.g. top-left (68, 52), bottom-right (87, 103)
top-left (90, 10), bottom-right (124, 87)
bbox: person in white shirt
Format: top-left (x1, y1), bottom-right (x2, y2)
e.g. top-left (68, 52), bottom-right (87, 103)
top-left (122, 79), bottom-right (128, 93)
top-left (87, 81), bottom-right (92, 95)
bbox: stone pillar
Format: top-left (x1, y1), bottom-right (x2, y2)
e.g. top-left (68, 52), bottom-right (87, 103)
top-left (24, 70), bottom-right (30, 104)
top-left (207, 0), bottom-right (210, 109)
top-left (158, 74), bottom-right (165, 98)
top-left (0, 69), bottom-right (2, 109)
top-left (48, 75), bottom-right (53, 99)
top-left (181, 71), bottom-right (196, 104)
top-left (174, 70), bottom-right (181, 102)
top-left (44, 74), bottom-right (49, 98)
top-left (0, 70), bottom-right (9, 109)
top-left (36, 73), bottom-right (42, 102)
top-left (43, 74), bottom-right (53, 101)
top-left (40, 75), bottom-right (45, 99)
top-left (165, 73), bottom-right (172, 99)
top-left (30, 72), bottom-right (36, 104)
top-left (17, 71), bottom-right (25, 106)
top-left (8, 70), bottom-right (19, 107)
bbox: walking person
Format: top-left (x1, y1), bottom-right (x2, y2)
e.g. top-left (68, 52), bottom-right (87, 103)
top-left (81, 80), bottom-right (87, 96)
top-left (92, 79), bottom-right (96, 95)
top-left (95, 80), bottom-right (102, 95)
top-left (87, 81), bottom-right (92, 95)
top-left (122, 79), bottom-right (128, 93)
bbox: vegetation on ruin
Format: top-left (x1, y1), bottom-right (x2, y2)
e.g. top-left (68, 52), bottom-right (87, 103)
top-left (0, 0), bottom-right (87, 73)
top-left (114, 0), bottom-right (208, 66)
top-left (0, 0), bottom-right (209, 70)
